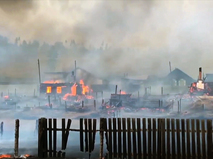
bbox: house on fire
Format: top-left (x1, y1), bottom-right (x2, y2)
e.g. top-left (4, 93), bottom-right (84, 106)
top-left (163, 68), bottom-right (195, 86)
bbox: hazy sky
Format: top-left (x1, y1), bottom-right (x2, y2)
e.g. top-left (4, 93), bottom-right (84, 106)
top-left (0, 0), bottom-right (213, 79)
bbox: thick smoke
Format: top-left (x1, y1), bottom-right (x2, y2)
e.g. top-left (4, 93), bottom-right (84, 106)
top-left (0, 1), bottom-right (213, 80)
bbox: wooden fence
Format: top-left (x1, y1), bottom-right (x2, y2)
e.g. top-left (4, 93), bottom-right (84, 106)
top-left (38, 118), bottom-right (213, 158)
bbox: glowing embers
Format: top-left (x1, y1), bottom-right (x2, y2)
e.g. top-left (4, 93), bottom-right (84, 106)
top-left (46, 86), bottom-right (52, 94)
top-left (0, 154), bottom-right (12, 158)
top-left (56, 86), bottom-right (62, 94)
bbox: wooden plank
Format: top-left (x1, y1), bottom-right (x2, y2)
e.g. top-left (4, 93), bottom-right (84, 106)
top-left (176, 119), bottom-right (180, 159)
top-left (186, 119), bottom-right (190, 158)
top-left (127, 118), bottom-right (132, 159)
top-left (191, 119), bottom-right (195, 158)
top-left (207, 120), bottom-right (212, 159)
top-left (171, 119), bottom-right (175, 159)
top-left (108, 118), bottom-right (113, 159)
top-left (84, 119), bottom-right (88, 152)
top-left (43, 118), bottom-right (48, 158)
top-left (92, 119), bottom-right (97, 152)
top-left (122, 118), bottom-right (127, 158)
top-left (65, 119), bottom-right (72, 149)
top-left (48, 119), bottom-right (52, 157)
top-left (143, 118), bottom-right (147, 159)
top-left (137, 118), bottom-right (141, 159)
top-left (113, 118), bottom-right (117, 157)
top-left (80, 118), bottom-right (84, 152)
top-left (157, 118), bottom-right (161, 158)
top-left (196, 119), bottom-right (201, 158)
top-left (161, 119), bottom-right (165, 158)
top-left (148, 118), bottom-right (152, 159)
top-left (118, 118), bottom-right (122, 158)
top-left (104, 118), bottom-right (109, 153)
top-left (14, 119), bottom-right (19, 157)
top-left (53, 119), bottom-right (57, 157)
top-left (202, 120), bottom-right (206, 158)
top-left (167, 119), bottom-right (171, 159)
top-left (181, 119), bottom-right (185, 158)
top-left (61, 118), bottom-right (65, 151)
top-left (88, 119), bottom-right (93, 153)
top-left (38, 118), bottom-right (43, 158)
top-left (153, 118), bottom-right (157, 159)
top-left (132, 118), bottom-right (137, 159)
top-left (99, 118), bottom-right (104, 159)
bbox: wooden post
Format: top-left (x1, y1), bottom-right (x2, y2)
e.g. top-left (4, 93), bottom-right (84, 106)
top-left (207, 120), bottom-right (212, 158)
top-left (172, 100), bottom-right (174, 110)
top-left (159, 100), bottom-right (161, 108)
top-left (178, 101), bottom-right (180, 113)
top-left (14, 119), bottom-right (19, 157)
top-left (1, 122), bottom-right (3, 137)
top-left (59, 97), bottom-right (61, 106)
top-left (82, 101), bottom-right (84, 107)
top-left (48, 95), bottom-right (50, 106)
top-left (99, 118), bottom-right (104, 159)
top-left (34, 89), bottom-right (36, 97)
top-left (94, 100), bottom-right (96, 110)
top-left (115, 85), bottom-right (118, 94)
top-left (38, 59), bottom-right (41, 84)
top-left (161, 87), bottom-right (163, 95)
top-left (65, 101), bottom-right (67, 111)
top-left (38, 118), bottom-right (47, 158)
top-left (202, 104), bottom-right (204, 110)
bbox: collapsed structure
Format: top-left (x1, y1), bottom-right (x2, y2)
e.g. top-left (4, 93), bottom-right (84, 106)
top-left (189, 67), bottom-right (213, 96)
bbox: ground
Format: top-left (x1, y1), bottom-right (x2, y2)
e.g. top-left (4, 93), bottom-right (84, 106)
top-left (0, 84), bottom-right (212, 158)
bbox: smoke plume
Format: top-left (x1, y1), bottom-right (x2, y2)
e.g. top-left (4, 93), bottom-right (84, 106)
top-left (0, 0), bottom-right (213, 80)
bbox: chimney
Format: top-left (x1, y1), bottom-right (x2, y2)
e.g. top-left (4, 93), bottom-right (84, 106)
top-left (199, 67), bottom-right (202, 80)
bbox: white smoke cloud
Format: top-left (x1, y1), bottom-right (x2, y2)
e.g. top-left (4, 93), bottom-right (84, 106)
top-left (0, 0), bottom-right (213, 79)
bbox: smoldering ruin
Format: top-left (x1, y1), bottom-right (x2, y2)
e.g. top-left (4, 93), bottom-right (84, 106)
top-left (0, 0), bottom-right (213, 159)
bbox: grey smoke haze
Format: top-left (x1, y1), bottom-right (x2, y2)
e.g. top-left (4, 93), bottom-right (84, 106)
top-left (0, 0), bottom-right (213, 79)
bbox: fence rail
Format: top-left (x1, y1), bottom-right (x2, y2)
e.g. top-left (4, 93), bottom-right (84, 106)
top-left (38, 118), bottom-right (213, 158)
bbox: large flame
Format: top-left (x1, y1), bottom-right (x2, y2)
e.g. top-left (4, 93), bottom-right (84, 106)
top-left (62, 80), bottom-right (93, 101)
top-left (0, 154), bottom-right (12, 158)
top-left (71, 83), bottom-right (77, 96)
top-left (80, 79), bottom-right (89, 95)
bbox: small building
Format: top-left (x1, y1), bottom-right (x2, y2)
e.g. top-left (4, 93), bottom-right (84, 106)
top-left (163, 68), bottom-right (195, 86)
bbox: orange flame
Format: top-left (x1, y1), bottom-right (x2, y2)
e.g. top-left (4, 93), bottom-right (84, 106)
top-left (62, 83), bottom-right (77, 100)
top-left (71, 83), bottom-right (77, 96)
top-left (0, 154), bottom-right (12, 158)
top-left (62, 80), bottom-right (93, 101)
top-left (43, 80), bottom-right (62, 84)
top-left (24, 154), bottom-right (30, 157)
top-left (80, 80), bottom-right (89, 95)
top-left (120, 91), bottom-right (126, 94)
